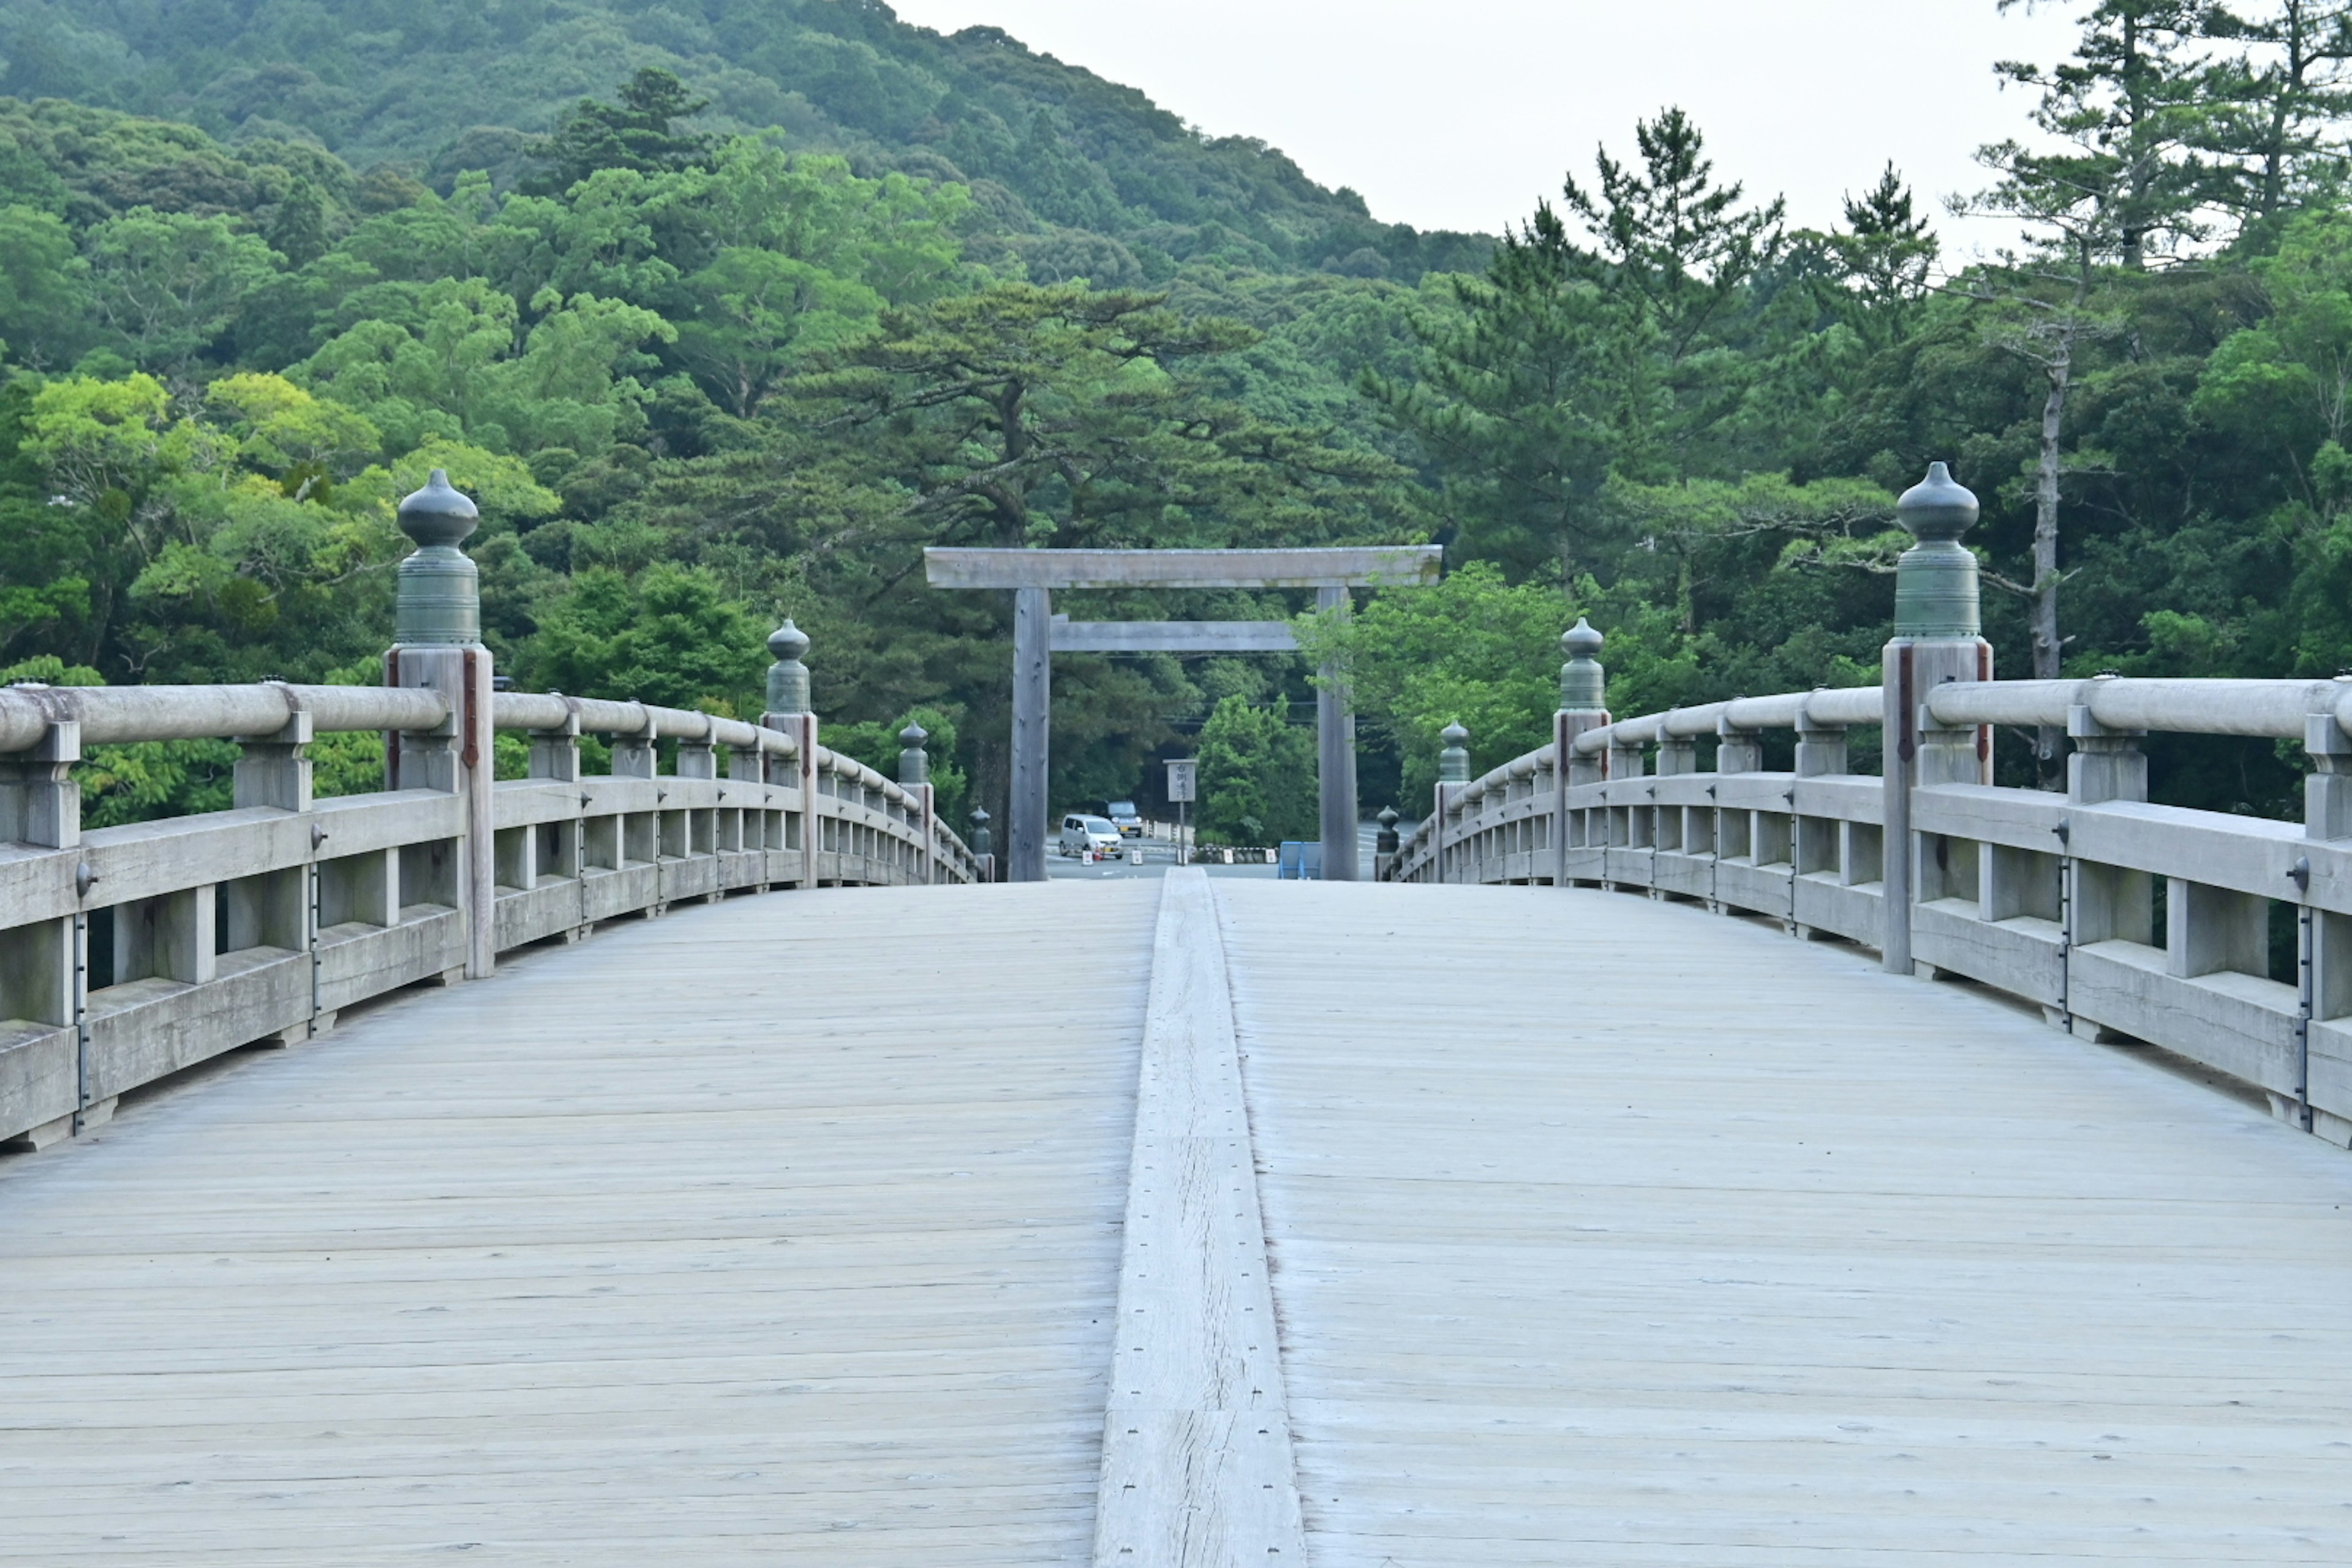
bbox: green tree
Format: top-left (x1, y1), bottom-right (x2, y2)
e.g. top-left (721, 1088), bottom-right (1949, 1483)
top-left (1194, 695), bottom-right (1316, 847)
top-left (2195, 208), bottom-right (2352, 672)
top-left (2200, 1), bottom-right (2352, 233)
top-left (83, 206), bottom-right (282, 371)
top-left (1824, 165), bottom-right (1940, 344)
top-left (299, 279), bottom-right (674, 454)
top-left (1368, 213), bottom-right (1621, 578)
top-left (1981, 0), bottom-right (2213, 270)
top-left (1952, 3), bottom-right (2215, 777)
top-left (1375, 108), bottom-right (1798, 581)
top-left (527, 564), bottom-right (769, 715)
top-left (675, 248), bottom-right (883, 418)
top-left (1561, 106), bottom-right (1787, 368)
top-left (203, 372), bottom-right (382, 480)
top-left (0, 202), bottom-right (91, 368)
top-left (1297, 562), bottom-right (1566, 803)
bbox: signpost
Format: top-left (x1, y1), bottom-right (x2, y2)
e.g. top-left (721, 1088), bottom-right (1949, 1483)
top-left (1166, 758), bottom-right (1196, 868)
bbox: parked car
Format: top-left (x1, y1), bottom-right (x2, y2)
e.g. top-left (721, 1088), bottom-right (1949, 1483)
top-left (1105, 800), bottom-right (1144, 837)
top-left (1058, 813), bottom-right (1125, 858)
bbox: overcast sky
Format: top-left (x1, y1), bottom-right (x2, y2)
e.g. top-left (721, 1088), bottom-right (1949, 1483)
top-left (883, 0), bottom-right (2088, 257)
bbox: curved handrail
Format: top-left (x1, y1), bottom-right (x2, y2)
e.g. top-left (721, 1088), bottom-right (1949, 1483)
top-left (1570, 682), bottom-right (1885, 758)
top-left (1924, 676), bottom-right (2343, 738)
top-left (0, 682), bottom-right (449, 747)
top-left (491, 692), bottom-right (798, 757)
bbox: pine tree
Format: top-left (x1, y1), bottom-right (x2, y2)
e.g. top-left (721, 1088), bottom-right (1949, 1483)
top-left (1559, 107), bottom-right (1785, 364)
top-left (1953, 2), bottom-right (2210, 782)
top-left (1828, 165), bottom-right (1939, 323)
top-left (523, 67), bottom-right (715, 195)
top-left (1980, 0), bottom-right (2211, 270)
top-left (2202, 1), bottom-right (2352, 233)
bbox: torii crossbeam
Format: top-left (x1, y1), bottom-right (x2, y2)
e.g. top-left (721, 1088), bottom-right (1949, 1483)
top-left (924, 546), bottom-right (1442, 882)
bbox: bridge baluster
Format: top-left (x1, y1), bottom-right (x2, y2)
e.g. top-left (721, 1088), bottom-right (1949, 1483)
top-left (1607, 731), bottom-right (1645, 784)
top-left (527, 703), bottom-right (581, 782)
top-left (610, 714), bottom-right (657, 780)
top-left (232, 695), bottom-right (312, 814)
top-left (2302, 706), bottom-right (2352, 1139)
top-left (0, 706), bottom-right (78, 1142)
top-left (674, 730), bottom-right (717, 780)
top-left (215, 698), bottom-right (318, 1023)
top-left (0, 707), bottom-right (78, 852)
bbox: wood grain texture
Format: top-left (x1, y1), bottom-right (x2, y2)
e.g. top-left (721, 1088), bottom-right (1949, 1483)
top-left (1093, 870), bottom-right (1305, 1566)
top-left (1219, 880), bottom-right (2352, 1566)
top-left (0, 880), bottom-right (1159, 1566)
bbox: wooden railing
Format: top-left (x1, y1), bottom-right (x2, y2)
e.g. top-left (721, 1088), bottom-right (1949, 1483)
top-left (0, 681), bottom-right (974, 1151)
top-left (1389, 674), bottom-right (2352, 1148)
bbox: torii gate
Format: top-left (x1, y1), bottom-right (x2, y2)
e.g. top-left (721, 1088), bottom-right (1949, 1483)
top-left (924, 546), bottom-right (1443, 883)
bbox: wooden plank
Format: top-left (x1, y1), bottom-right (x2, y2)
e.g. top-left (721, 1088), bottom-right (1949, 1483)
top-left (1092, 870), bottom-right (1305, 1565)
top-left (1218, 880), bottom-right (2352, 1564)
top-left (924, 546), bottom-right (1441, 590)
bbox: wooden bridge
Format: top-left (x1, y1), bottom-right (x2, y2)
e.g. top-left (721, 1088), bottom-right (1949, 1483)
top-left (8, 870), bottom-right (2352, 1564)
top-left (10, 466), bottom-right (2352, 1562)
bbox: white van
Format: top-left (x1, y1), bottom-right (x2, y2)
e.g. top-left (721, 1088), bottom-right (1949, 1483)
top-left (1058, 814), bottom-right (1124, 858)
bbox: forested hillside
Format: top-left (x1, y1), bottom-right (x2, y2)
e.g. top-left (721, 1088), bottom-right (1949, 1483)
top-left (0, 0), bottom-right (1487, 283)
top-left (1, 1), bottom-right (2348, 837)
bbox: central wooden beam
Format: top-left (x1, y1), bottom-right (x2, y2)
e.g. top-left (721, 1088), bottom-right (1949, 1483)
top-left (924, 545), bottom-right (1441, 590)
top-left (1093, 870), bottom-right (1306, 1563)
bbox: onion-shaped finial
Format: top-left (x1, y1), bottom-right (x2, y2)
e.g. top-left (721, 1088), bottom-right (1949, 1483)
top-left (766, 619), bottom-right (810, 663)
top-left (396, 469), bottom-right (479, 550)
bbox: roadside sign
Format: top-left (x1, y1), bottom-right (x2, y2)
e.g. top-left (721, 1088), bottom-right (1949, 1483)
top-left (1166, 758), bottom-right (1197, 804)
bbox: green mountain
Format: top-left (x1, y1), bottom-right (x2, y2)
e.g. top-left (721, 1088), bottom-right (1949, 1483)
top-left (0, 0), bottom-right (1488, 283)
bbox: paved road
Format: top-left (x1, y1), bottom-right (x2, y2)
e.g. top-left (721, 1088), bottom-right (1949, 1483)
top-left (1044, 827), bottom-right (1278, 881)
top-left (1041, 821), bottom-right (1386, 881)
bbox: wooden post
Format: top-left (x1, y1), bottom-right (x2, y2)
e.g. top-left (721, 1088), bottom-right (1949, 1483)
top-left (1436, 721), bottom-right (1470, 884)
top-left (762, 621), bottom-right (816, 890)
top-left (1555, 619), bottom-right (1608, 886)
top-left (968, 807), bottom-right (993, 884)
top-left (1316, 584), bottom-right (1359, 881)
top-left (385, 472), bottom-right (496, 981)
top-left (1882, 464), bottom-right (1992, 976)
top-left (1009, 587), bottom-right (1050, 883)
top-left (1374, 805), bottom-right (1400, 882)
top-left (899, 723), bottom-right (933, 885)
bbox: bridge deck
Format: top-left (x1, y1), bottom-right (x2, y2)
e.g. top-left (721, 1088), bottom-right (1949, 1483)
top-left (6, 877), bottom-right (2352, 1563)
top-left (0, 881), bottom-right (1159, 1565)
top-left (1223, 882), bottom-right (2352, 1564)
